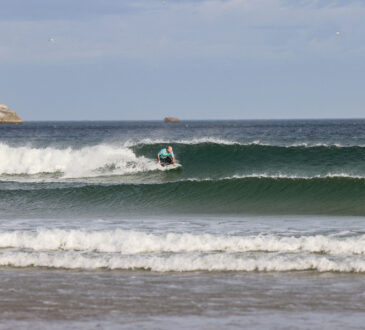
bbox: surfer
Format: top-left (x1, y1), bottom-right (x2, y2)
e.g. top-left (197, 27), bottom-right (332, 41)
top-left (157, 146), bottom-right (175, 166)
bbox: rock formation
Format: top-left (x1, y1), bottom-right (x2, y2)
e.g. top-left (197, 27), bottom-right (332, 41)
top-left (0, 104), bottom-right (23, 124)
top-left (164, 117), bottom-right (180, 123)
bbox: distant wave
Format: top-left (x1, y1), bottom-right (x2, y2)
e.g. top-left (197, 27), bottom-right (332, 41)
top-left (125, 137), bottom-right (242, 146)
top-left (132, 140), bottom-right (365, 151)
top-left (225, 173), bottom-right (365, 180)
top-left (183, 173), bottom-right (365, 181)
top-left (128, 138), bottom-right (365, 148)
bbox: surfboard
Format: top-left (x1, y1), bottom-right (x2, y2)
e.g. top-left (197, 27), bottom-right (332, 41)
top-left (160, 163), bottom-right (182, 169)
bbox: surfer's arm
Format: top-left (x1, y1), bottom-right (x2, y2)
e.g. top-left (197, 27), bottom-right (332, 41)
top-left (172, 157), bottom-right (175, 164)
top-left (157, 154), bottom-right (161, 163)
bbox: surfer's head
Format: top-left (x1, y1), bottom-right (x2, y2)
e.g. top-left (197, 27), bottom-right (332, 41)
top-left (167, 146), bottom-right (173, 153)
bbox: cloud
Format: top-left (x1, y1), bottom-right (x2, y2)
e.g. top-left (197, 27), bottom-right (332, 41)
top-left (0, 0), bottom-right (364, 64)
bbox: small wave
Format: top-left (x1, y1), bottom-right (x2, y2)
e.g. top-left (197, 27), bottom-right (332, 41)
top-left (181, 173), bottom-right (365, 182)
top-left (127, 138), bottom-right (365, 148)
top-left (125, 137), bottom-right (241, 146)
top-left (1, 229), bottom-right (365, 255)
top-left (227, 173), bottom-right (365, 180)
top-left (1, 229), bottom-right (365, 272)
top-left (1, 251), bottom-right (365, 272)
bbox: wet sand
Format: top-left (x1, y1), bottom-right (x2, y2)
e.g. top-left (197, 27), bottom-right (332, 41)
top-left (1, 269), bottom-right (365, 329)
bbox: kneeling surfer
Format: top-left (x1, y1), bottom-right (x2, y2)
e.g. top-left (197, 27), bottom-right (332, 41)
top-left (157, 146), bottom-right (175, 166)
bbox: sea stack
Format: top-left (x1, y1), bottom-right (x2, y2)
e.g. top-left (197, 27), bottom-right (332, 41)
top-left (164, 117), bottom-right (180, 123)
top-left (0, 104), bottom-right (23, 124)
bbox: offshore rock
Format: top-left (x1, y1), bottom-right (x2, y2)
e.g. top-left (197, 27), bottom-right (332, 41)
top-left (0, 104), bottom-right (23, 124)
top-left (164, 117), bottom-right (180, 123)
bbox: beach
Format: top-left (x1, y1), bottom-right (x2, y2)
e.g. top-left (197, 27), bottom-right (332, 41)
top-left (1, 120), bottom-right (365, 328)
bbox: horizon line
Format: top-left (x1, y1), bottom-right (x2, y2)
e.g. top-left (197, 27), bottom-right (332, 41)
top-left (15, 117), bottom-right (365, 122)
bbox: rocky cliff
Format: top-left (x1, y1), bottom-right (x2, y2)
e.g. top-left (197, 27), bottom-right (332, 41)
top-left (0, 104), bottom-right (23, 124)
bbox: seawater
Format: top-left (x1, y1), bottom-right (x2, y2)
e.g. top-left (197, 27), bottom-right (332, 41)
top-left (1, 120), bottom-right (365, 329)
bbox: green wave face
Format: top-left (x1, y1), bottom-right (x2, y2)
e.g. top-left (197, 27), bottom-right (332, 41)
top-left (1, 177), bottom-right (365, 217)
top-left (133, 143), bottom-right (365, 179)
top-left (1, 141), bottom-right (365, 217)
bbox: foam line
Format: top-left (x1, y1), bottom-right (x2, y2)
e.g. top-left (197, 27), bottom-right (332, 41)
top-left (1, 229), bottom-right (365, 255)
top-left (1, 251), bottom-right (365, 272)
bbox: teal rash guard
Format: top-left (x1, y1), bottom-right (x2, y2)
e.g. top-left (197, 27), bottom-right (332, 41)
top-left (158, 148), bottom-right (174, 159)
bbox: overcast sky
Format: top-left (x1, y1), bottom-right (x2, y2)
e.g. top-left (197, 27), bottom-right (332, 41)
top-left (0, 0), bottom-right (364, 120)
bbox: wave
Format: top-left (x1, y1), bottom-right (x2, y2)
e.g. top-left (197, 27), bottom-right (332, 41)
top-left (0, 143), bottom-right (172, 178)
top-left (132, 142), bottom-right (365, 179)
top-left (125, 137), bottom-right (242, 146)
top-left (1, 229), bottom-right (365, 272)
top-left (1, 177), bottom-right (365, 216)
top-left (1, 229), bottom-right (365, 255)
top-left (132, 140), bottom-right (365, 155)
top-left (1, 141), bottom-right (365, 181)
top-left (127, 137), bottom-right (365, 148)
top-left (223, 173), bottom-right (365, 180)
top-left (2, 251), bottom-right (365, 272)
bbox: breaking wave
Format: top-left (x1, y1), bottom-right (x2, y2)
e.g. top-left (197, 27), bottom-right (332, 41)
top-left (1, 229), bottom-right (365, 255)
top-left (1, 141), bottom-right (365, 181)
top-left (0, 143), bottom-right (168, 178)
top-left (1, 140), bottom-right (365, 216)
top-left (1, 229), bottom-right (365, 272)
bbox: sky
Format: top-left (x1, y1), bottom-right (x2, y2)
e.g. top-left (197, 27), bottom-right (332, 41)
top-left (0, 0), bottom-right (365, 120)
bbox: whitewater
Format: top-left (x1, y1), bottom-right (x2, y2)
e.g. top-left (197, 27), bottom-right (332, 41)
top-left (0, 142), bottom-right (163, 178)
top-left (1, 227), bottom-right (365, 272)
top-left (1, 228), bottom-right (365, 255)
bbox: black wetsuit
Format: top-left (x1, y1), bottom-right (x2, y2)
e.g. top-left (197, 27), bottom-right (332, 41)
top-left (160, 157), bottom-right (173, 166)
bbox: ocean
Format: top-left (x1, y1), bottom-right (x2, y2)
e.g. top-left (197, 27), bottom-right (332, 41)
top-left (1, 120), bottom-right (365, 329)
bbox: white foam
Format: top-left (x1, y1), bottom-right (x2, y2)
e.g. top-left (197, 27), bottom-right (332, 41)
top-left (0, 143), bottom-right (167, 178)
top-left (181, 173), bottom-right (365, 182)
top-left (1, 229), bottom-right (365, 255)
top-left (227, 173), bottom-right (365, 180)
top-left (127, 138), bottom-right (365, 148)
top-left (1, 229), bottom-right (365, 272)
top-left (125, 137), bottom-right (241, 146)
top-left (1, 250), bottom-right (365, 272)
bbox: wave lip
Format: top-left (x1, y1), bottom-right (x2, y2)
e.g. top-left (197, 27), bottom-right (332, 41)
top-left (225, 173), bottom-right (365, 180)
top-left (126, 137), bottom-right (242, 146)
top-left (128, 137), bottom-right (365, 148)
